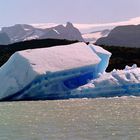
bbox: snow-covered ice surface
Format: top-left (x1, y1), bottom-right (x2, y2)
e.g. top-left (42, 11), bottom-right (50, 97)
top-left (0, 42), bottom-right (139, 101)
top-left (16, 42), bottom-right (101, 74)
top-left (72, 65), bottom-right (140, 98)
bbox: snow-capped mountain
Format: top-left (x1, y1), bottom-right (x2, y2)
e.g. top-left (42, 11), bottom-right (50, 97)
top-left (96, 25), bottom-right (140, 48)
top-left (0, 22), bottom-right (84, 44)
top-left (1, 24), bottom-right (45, 43)
top-left (82, 29), bottom-right (110, 43)
top-left (41, 22), bottom-right (84, 41)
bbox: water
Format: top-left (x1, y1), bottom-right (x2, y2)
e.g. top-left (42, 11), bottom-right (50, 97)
top-left (0, 97), bottom-right (140, 140)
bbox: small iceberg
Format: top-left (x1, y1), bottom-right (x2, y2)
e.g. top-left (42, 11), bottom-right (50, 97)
top-left (72, 64), bottom-right (140, 98)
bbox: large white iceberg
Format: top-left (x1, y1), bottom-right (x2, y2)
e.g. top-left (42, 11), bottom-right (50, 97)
top-left (0, 42), bottom-right (139, 101)
top-left (0, 42), bottom-right (111, 100)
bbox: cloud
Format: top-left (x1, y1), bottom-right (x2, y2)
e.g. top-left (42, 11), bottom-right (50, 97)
top-left (31, 23), bottom-right (59, 29)
top-left (31, 16), bottom-right (140, 33)
top-left (74, 17), bottom-right (140, 33)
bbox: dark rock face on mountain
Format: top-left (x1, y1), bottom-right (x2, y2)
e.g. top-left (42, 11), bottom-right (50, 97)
top-left (0, 32), bottom-right (11, 45)
top-left (96, 25), bottom-right (140, 48)
top-left (1, 22), bottom-right (84, 44)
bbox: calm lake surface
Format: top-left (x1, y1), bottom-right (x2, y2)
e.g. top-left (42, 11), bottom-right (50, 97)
top-left (0, 97), bottom-right (140, 140)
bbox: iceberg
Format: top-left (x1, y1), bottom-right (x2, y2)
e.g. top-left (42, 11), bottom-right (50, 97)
top-left (0, 42), bottom-right (112, 100)
top-left (0, 42), bottom-right (139, 101)
top-left (71, 65), bottom-right (140, 98)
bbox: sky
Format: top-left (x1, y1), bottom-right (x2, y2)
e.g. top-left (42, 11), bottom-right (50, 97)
top-left (0, 0), bottom-right (140, 30)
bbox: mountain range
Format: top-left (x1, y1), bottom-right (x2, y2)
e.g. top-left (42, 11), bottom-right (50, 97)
top-left (1, 22), bottom-right (140, 48)
top-left (0, 22), bottom-right (84, 45)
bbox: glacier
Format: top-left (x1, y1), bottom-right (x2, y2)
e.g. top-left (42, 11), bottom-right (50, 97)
top-left (0, 42), bottom-right (139, 101)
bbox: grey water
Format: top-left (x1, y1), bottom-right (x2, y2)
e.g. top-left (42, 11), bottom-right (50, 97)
top-left (0, 97), bottom-right (140, 140)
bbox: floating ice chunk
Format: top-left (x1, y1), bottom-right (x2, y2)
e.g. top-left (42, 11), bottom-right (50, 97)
top-left (72, 67), bottom-right (140, 98)
top-left (125, 65), bottom-right (131, 70)
top-left (132, 64), bottom-right (137, 69)
top-left (0, 42), bottom-right (106, 100)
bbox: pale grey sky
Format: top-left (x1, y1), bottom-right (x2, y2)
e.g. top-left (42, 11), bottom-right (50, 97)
top-left (0, 0), bottom-right (140, 27)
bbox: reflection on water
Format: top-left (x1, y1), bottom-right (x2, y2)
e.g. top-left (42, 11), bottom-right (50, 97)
top-left (0, 97), bottom-right (140, 140)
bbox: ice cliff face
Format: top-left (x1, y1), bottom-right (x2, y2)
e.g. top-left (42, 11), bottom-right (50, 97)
top-left (0, 42), bottom-right (111, 100)
top-left (1, 22), bottom-right (84, 44)
top-left (89, 44), bottom-right (111, 73)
